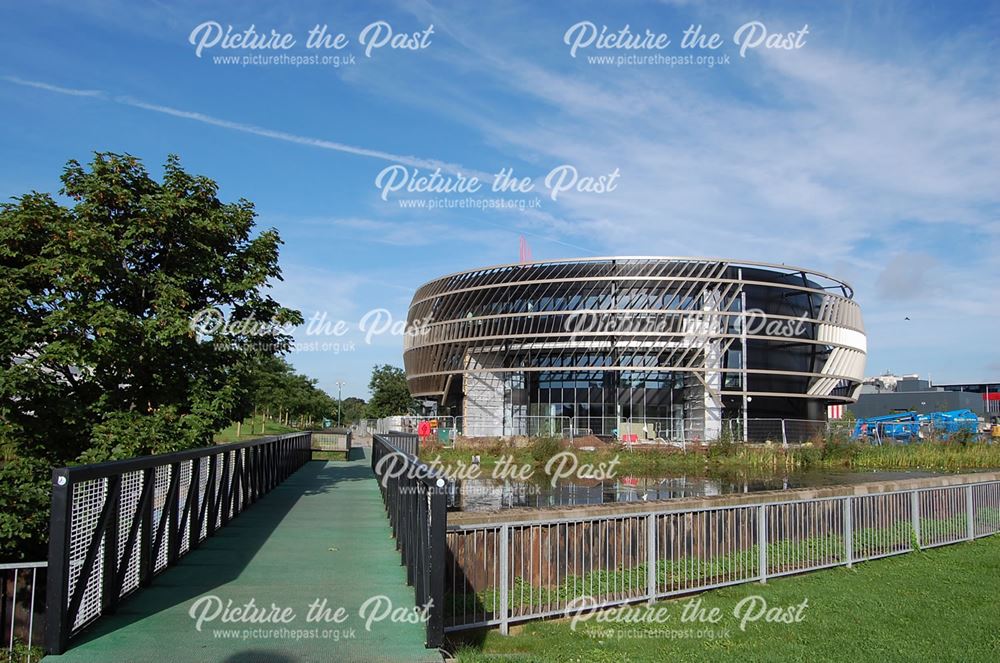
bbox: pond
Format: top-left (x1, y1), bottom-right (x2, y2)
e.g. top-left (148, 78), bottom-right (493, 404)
top-left (450, 469), bottom-right (978, 512)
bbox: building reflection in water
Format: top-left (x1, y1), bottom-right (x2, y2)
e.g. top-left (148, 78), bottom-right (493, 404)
top-left (450, 469), bottom-right (947, 513)
top-left (452, 475), bottom-right (798, 512)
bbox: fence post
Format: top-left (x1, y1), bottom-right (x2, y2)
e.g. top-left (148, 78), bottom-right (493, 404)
top-left (781, 419), bottom-right (788, 447)
top-left (426, 478), bottom-right (446, 648)
top-left (844, 497), bottom-right (853, 568)
top-left (911, 490), bottom-right (920, 549)
top-left (499, 523), bottom-right (510, 635)
top-left (966, 485), bottom-right (975, 540)
top-left (757, 505), bottom-right (767, 583)
top-left (45, 468), bottom-right (72, 655)
top-left (646, 513), bottom-right (657, 603)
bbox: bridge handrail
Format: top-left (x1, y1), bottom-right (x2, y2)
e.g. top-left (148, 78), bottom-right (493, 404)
top-left (45, 431), bottom-right (312, 654)
top-left (371, 432), bottom-right (446, 649)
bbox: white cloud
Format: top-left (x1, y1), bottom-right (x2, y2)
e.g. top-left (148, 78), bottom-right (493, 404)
top-left (874, 254), bottom-right (939, 302)
top-left (2, 76), bottom-right (492, 179)
top-left (2, 75), bottom-right (104, 98)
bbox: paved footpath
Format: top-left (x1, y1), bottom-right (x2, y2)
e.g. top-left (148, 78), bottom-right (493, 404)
top-left (48, 448), bottom-right (440, 663)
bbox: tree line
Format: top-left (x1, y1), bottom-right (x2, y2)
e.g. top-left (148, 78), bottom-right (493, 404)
top-left (237, 358), bottom-right (403, 433)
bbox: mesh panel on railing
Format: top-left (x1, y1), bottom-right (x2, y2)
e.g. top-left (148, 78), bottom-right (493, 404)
top-left (69, 478), bottom-right (107, 630)
top-left (212, 456), bottom-right (224, 531)
top-left (198, 459), bottom-right (211, 542)
top-left (178, 460), bottom-right (193, 555)
top-left (234, 449), bottom-right (245, 516)
top-left (117, 470), bottom-right (144, 598)
top-left (153, 465), bottom-right (171, 573)
top-left (225, 450), bottom-right (236, 520)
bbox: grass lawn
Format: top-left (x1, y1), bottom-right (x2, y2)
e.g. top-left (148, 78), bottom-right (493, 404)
top-left (212, 415), bottom-right (299, 443)
top-left (452, 535), bottom-right (1000, 662)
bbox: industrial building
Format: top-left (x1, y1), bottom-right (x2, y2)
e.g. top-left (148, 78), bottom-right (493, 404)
top-left (851, 375), bottom-right (1000, 419)
top-left (938, 381), bottom-right (1000, 416)
top-left (403, 257), bottom-right (867, 439)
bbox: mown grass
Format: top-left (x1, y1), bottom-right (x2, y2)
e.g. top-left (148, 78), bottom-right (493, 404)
top-left (445, 514), bottom-right (984, 617)
top-left (450, 534), bottom-right (1000, 662)
top-left (212, 415), bottom-right (300, 444)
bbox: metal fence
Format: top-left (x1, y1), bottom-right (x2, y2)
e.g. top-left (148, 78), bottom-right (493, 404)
top-left (361, 415), bottom-right (859, 445)
top-left (2, 561), bottom-right (45, 662)
top-left (443, 479), bottom-right (1000, 633)
top-left (725, 418), bottom-right (855, 444)
top-left (360, 417), bottom-right (462, 440)
top-left (44, 432), bottom-right (312, 654)
top-left (379, 430), bottom-right (420, 458)
top-left (371, 433), bottom-right (447, 648)
top-left (507, 416), bottom-right (571, 438)
top-left (579, 417), bottom-right (845, 444)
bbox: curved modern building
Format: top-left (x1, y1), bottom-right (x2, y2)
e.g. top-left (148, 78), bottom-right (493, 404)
top-left (404, 257), bottom-right (866, 440)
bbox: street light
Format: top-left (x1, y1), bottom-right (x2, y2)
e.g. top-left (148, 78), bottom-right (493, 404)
top-left (336, 380), bottom-right (346, 427)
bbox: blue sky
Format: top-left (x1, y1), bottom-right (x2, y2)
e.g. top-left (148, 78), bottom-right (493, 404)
top-left (1, 0), bottom-right (998, 398)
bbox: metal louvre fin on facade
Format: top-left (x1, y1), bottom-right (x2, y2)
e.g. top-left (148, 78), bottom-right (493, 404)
top-left (404, 257), bottom-right (866, 438)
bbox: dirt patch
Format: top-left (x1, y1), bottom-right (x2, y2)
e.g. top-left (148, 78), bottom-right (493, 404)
top-left (565, 435), bottom-right (615, 452)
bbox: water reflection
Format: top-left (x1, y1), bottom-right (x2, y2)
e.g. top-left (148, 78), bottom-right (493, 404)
top-left (451, 470), bottom-right (948, 512)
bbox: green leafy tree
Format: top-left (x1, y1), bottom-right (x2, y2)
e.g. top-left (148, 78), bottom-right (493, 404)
top-left (365, 364), bottom-right (417, 418)
top-left (338, 396), bottom-right (367, 424)
top-left (244, 355), bottom-right (337, 427)
top-left (0, 153), bottom-right (301, 560)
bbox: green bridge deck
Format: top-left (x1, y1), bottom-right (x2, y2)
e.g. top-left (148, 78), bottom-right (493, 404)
top-left (48, 448), bottom-right (440, 663)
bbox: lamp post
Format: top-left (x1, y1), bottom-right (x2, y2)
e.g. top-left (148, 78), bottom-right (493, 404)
top-left (336, 380), bottom-right (346, 427)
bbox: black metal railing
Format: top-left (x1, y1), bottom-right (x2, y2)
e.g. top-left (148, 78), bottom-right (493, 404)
top-left (45, 432), bottom-right (312, 654)
top-left (379, 430), bottom-right (419, 458)
top-left (371, 432), bottom-right (445, 648)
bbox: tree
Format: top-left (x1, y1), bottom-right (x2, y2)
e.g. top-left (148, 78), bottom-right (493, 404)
top-left (365, 364), bottom-right (417, 418)
top-left (338, 396), bottom-right (367, 424)
top-left (244, 355), bottom-right (337, 428)
top-left (0, 153), bottom-right (300, 560)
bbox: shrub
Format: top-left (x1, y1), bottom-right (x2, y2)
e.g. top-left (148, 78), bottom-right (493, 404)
top-left (708, 425), bottom-right (738, 458)
top-left (0, 456), bottom-right (52, 562)
top-left (821, 436), bottom-right (863, 465)
top-left (486, 438), bottom-right (510, 456)
top-left (530, 436), bottom-right (563, 464)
